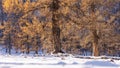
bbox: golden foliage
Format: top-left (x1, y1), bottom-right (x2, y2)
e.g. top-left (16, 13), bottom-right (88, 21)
top-left (21, 18), bottom-right (43, 37)
top-left (1, 0), bottom-right (120, 55)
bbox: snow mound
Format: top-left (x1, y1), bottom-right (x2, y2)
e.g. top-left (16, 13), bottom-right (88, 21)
top-left (84, 60), bottom-right (119, 67)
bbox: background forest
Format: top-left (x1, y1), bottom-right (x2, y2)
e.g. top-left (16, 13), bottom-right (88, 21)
top-left (0, 0), bottom-right (120, 56)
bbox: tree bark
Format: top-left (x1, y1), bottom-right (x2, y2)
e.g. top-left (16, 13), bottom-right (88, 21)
top-left (90, 0), bottom-right (99, 56)
top-left (8, 33), bottom-right (12, 55)
top-left (51, 0), bottom-right (63, 53)
top-left (0, 0), bottom-right (3, 24)
top-left (26, 35), bottom-right (30, 54)
top-left (92, 29), bottom-right (99, 56)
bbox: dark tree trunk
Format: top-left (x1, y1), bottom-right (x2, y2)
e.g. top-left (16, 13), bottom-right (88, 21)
top-left (51, 0), bottom-right (64, 53)
top-left (8, 33), bottom-right (12, 55)
top-left (35, 50), bottom-right (38, 54)
top-left (92, 29), bottom-right (99, 56)
top-left (26, 35), bottom-right (30, 54)
top-left (52, 25), bottom-right (62, 53)
top-left (0, 0), bottom-right (3, 24)
top-left (35, 35), bottom-right (40, 54)
top-left (26, 46), bottom-right (30, 54)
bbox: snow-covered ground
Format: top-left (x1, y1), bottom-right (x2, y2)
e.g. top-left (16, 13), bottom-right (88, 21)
top-left (0, 54), bottom-right (120, 68)
top-left (0, 46), bottom-right (120, 68)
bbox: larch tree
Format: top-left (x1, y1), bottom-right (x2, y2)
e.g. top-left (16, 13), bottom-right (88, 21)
top-left (51, 0), bottom-right (63, 53)
top-left (81, 0), bottom-right (100, 56)
top-left (58, 0), bottom-right (119, 56)
top-left (2, 0), bottom-right (19, 54)
top-left (51, 0), bottom-right (77, 53)
top-left (72, 0), bottom-right (120, 56)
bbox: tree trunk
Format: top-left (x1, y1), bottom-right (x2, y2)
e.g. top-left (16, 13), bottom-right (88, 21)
top-left (92, 30), bottom-right (99, 56)
top-left (93, 41), bottom-right (99, 56)
top-left (90, 0), bottom-right (99, 56)
top-left (51, 0), bottom-right (63, 53)
top-left (52, 25), bottom-right (62, 53)
top-left (8, 33), bottom-right (12, 55)
top-left (0, 0), bottom-right (3, 24)
top-left (26, 35), bottom-right (30, 54)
